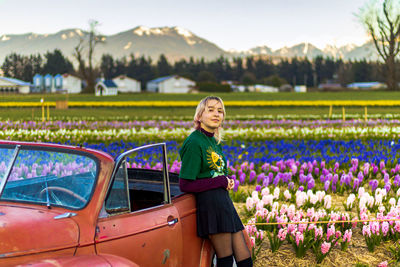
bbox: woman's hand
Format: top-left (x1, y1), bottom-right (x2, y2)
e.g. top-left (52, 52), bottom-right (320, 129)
top-left (226, 177), bottom-right (235, 190)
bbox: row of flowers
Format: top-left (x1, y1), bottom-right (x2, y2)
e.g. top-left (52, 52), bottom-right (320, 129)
top-left (4, 127), bottom-right (400, 144)
top-left (244, 185), bottom-right (400, 265)
top-left (5, 119), bottom-right (400, 130)
top-left (5, 114), bottom-right (400, 122)
top-left (4, 100), bottom-right (400, 107)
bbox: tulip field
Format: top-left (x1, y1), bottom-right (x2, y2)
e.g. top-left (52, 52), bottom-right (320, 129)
top-left (1, 116), bottom-right (400, 266)
top-left (5, 91), bottom-right (400, 266)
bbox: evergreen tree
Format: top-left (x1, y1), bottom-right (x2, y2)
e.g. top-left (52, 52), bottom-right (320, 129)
top-left (156, 54), bottom-right (172, 77)
top-left (100, 54), bottom-right (115, 79)
top-left (114, 57), bottom-right (127, 78)
top-left (352, 59), bottom-right (373, 82)
top-left (42, 49), bottom-right (73, 75)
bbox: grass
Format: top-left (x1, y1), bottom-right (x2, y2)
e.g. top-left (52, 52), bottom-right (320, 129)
top-left (2, 106), bottom-right (400, 121)
top-left (2, 91), bottom-right (400, 120)
top-left (2, 90), bottom-right (400, 102)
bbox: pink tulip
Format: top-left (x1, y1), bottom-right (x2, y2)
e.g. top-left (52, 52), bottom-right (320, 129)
top-left (321, 242), bottom-right (331, 255)
top-left (295, 231), bottom-right (304, 246)
top-left (343, 229), bottom-right (352, 242)
top-left (278, 228), bottom-right (287, 241)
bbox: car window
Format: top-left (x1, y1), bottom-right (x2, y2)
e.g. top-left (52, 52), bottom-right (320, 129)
top-left (0, 147), bottom-right (98, 209)
top-left (105, 159), bottom-right (130, 214)
top-left (104, 143), bottom-right (169, 216)
top-left (0, 147), bottom-right (18, 178)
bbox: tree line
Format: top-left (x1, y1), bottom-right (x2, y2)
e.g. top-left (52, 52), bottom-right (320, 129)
top-left (0, 48), bottom-right (393, 91)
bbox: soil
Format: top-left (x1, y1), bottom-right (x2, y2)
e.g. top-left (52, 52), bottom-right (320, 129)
top-left (233, 188), bottom-right (397, 267)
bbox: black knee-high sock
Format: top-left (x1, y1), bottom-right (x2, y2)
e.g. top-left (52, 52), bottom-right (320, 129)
top-left (236, 257), bottom-right (253, 267)
top-left (217, 255), bottom-right (233, 267)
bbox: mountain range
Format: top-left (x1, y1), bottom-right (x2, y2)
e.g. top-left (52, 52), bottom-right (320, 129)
top-left (0, 26), bottom-right (378, 65)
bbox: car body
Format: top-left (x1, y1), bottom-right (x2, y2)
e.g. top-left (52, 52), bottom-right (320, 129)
top-left (0, 141), bottom-right (250, 266)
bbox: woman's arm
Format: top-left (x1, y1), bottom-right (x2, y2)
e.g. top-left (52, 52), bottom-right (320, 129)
top-left (179, 175), bottom-right (229, 193)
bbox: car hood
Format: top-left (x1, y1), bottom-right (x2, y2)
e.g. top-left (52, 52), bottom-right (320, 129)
top-left (0, 205), bottom-right (79, 257)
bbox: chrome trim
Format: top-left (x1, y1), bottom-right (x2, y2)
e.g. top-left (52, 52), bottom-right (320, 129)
top-left (167, 218), bottom-right (178, 226)
top-left (54, 212), bottom-right (77, 219)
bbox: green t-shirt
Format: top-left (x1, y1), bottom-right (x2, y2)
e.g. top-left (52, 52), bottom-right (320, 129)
top-left (179, 130), bottom-right (228, 180)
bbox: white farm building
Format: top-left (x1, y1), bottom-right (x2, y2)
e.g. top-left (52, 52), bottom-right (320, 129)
top-left (146, 75), bottom-right (195, 93)
top-left (113, 75), bottom-right (141, 93)
top-left (62, 74), bottom-right (83, 93)
top-left (0, 77), bottom-right (31, 94)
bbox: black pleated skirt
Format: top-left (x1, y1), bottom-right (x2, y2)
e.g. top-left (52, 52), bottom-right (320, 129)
top-left (196, 188), bottom-right (244, 238)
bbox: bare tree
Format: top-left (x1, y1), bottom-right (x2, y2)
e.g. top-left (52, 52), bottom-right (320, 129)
top-left (73, 20), bottom-right (104, 93)
top-left (358, 0), bottom-right (400, 90)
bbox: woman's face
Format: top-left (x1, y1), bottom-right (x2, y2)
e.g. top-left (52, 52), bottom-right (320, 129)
top-left (199, 99), bottom-right (224, 132)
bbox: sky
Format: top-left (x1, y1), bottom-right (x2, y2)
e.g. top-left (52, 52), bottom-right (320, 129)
top-left (0, 0), bottom-right (371, 51)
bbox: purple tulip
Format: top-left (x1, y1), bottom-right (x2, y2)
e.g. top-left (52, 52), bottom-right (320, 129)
top-left (385, 183), bottom-right (391, 192)
top-left (380, 161), bottom-right (386, 170)
top-left (357, 171), bottom-right (364, 182)
top-left (307, 178), bottom-right (315, 190)
top-left (331, 184), bottom-right (337, 192)
top-left (255, 185), bottom-right (262, 192)
top-left (395, 164), bottom-right (400, 173)
top-left (394, 175), bottom-right (400, 187)
top-left (273, 176), bottom-right (280, 186)
top-left (249, 162), bottom-right (254, 170)
top-left (369, 179), bottom-right (379, 192)
top-left (321, 161), bottom-right (325, 169)
top-left (332, 174), bottom-right (338, 185)
top-left (363, 163), bottom-right (370, 176)
top-left (384, 173), bottom-right (390, 184)
top-left (373, 165), bottom-right (378, 174)
top-left (334, 162), bottom-right (340, 172)
top-left (271, 166), bottom-right (279, 172)
top-left (353, 178), bottom-right (360, 190)
top-left (324, 180), bottom-right (330, 192)
top-left (261, 163), bottom-right (269, 171)
top-left (257, 173), bottom-right (265, 184)
top-left (299, 186), bottom-right (304, 191)
top-left (314, 167), bottom-right (320, 175)
top-left (340, 175), bottom-right (346, 186)
top-left (233, 180), bottom-right (240, 192)
top-left (268, 172), bottom-right (274, 181)
top-left (249, 170), bottom-right (256, 183)
top-left (351, 158), bottom-right (359, 168)
top-left (239, 173), bottom-right (246, 184)
top-left (299, 174), bottom-right (306, 184)
top-left (263, 178), bottom-right (270, 188)
top-left (288, 182), bottom-right (294, 190)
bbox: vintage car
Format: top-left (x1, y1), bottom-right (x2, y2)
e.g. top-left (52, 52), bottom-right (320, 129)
top-left (0, 140), bottom-right (250, 266)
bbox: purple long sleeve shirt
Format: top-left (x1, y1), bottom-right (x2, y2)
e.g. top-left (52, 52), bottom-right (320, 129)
top-left (179, 175), bottom-right (228, 193)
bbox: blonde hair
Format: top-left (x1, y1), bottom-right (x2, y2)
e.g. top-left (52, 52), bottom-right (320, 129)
top-left (193, 96), bottom-right (225, 144)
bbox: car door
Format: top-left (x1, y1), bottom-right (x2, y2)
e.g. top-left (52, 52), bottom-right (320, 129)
top-left (95, 143), bottom-right (183, 266)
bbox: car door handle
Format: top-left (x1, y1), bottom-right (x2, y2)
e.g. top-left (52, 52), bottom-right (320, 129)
top-left (167, 218), bottom-right (178, 226)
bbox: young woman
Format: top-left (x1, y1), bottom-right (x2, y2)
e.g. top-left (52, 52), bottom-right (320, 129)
top-left (179, 96), bottom-right (253, 267)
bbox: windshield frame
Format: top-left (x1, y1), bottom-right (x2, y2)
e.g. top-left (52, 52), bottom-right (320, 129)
top-left (0, 144), bottom-right (100, 210)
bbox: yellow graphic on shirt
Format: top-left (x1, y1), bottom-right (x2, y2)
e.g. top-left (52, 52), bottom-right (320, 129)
top-left (206, 147), bottom-right (224, 174)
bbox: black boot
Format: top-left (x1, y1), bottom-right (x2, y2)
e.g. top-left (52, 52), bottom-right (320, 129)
top-left (236, 257), bottom-right (253, 267)
top-left (217, 255), bottom-right (233, 267)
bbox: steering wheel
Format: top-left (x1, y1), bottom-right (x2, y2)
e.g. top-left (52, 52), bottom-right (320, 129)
top-left (39, 186), bottom-right (87, 204)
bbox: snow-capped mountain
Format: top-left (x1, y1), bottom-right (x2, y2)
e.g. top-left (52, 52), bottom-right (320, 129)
top-left (0, 26), bottom-right (377, 64)
top-left (0, 26), bottom-right (227, 64)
